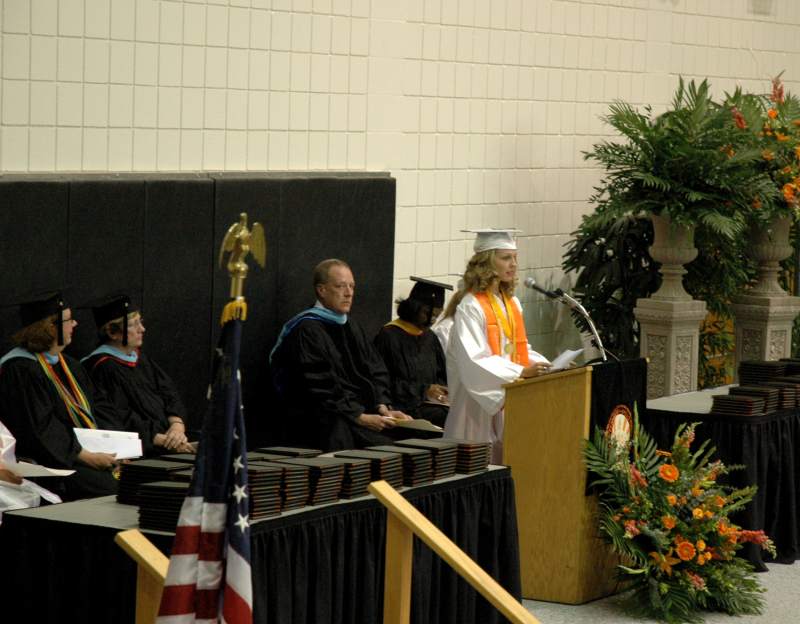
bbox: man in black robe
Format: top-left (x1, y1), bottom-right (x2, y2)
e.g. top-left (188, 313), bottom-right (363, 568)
top-left (82, 295), bottom-right (193, 456)
top-left (270, 259), bottom-right (412, 451)
top-left (0, 291), bottom-right (120, 500)
top-left (374, 276), bottom-right (451, 427)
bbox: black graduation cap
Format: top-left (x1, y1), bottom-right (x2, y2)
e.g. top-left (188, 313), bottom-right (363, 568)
top-left (408, 276), bottom-right (453, 310)
top-left (17, 290), bottom-right (68, 346)
top-left (91, 294), bottom-right (138, 347)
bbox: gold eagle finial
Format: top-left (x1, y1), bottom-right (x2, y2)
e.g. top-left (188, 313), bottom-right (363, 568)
top-left (218, 212), bottom-right (267, 324)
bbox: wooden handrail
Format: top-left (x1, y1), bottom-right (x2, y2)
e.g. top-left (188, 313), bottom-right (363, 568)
top-left (368, 480), bottom-right (541, 624)
top-left (115, 529), bottom-right (168, 624)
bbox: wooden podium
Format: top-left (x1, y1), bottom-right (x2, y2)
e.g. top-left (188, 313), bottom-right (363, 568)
top-left (503, 366), bottom-right (618, 604)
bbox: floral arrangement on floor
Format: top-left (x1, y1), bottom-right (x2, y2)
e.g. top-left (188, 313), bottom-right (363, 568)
top-left (583, 415), bottom-right (776, 623)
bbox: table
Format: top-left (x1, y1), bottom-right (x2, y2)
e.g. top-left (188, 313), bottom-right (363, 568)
top-left (1, 467), bottom-right (520, 624)
top-left (643, 389), bottom-right (800, 570)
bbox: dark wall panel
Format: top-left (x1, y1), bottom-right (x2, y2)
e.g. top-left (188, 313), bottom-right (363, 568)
top-left (66, 180), bottom-right (146, 358)
top-left (212, 176), bottom-right (282, 444)
top-left (0, 173), bottom-right (395, 448)
top-left (143, 179), bottom-right (215, 426)
top-left (0, 180), bottom-right (70, 353)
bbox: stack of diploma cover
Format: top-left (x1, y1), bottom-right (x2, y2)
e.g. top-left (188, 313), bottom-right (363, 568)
top-left (118, 459), bottom-right (191, 505)
top-left (367, 445), bottom-right (434, 486)
top-left (138, 480), bottom-right (190, 531)
top-left (334, 449), bottom-right (404, 489)
top-left (450, 439), bottom-right (491, 474)
top-left (395, 438), bottom-right (458, 480)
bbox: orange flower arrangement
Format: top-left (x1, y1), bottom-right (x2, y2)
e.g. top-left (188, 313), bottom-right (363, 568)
top-left (727, 73), bottom-right (800, 222)
top-left (585, 419), bottom-right (776, 621)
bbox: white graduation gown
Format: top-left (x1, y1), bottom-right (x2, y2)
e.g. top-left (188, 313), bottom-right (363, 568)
top-left (431, 316), bottom-right (453, 353)
top-left (444, 292), bottom-right (548, 464)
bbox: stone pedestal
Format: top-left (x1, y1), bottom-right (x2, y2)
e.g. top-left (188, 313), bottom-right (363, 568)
top-left (731, 216), bottom-right (800, 370)
top-left (635, 299), bottom-right (708, 399)
top-left (634, 214), bottom-right (707, 399)
top-left (731, 295), bottom-right (800, 366)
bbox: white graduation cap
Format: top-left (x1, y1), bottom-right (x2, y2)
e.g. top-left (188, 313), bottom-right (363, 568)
top-left (461, 228), bottom-right (522, 254)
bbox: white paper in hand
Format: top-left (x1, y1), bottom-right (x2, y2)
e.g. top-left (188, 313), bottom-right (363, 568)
top-left (550, 348), bottom-right (584, 371)
top-left (73, 428), bottom-right (143, 459)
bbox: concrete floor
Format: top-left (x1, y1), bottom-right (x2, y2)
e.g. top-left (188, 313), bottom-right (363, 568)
top-left (522, 561), bottom-right (800, 623)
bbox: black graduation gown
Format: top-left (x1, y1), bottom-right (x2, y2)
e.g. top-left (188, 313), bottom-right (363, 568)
top-left (374, 324), bottom-right (449, 427)
top-left (0, 353), bottom-right (120, 499)
top-left (83, 351), bottom-right (187, 455)
top-left (272, 318), bottom-right (396, 451)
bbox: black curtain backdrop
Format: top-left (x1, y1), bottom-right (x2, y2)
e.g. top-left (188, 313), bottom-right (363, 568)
top-left (641, 407), bottom-right (800, 570)
top-left (0, 173), bottom-right (395, 446)
top-left (0, 469), bottom-right (521, 624)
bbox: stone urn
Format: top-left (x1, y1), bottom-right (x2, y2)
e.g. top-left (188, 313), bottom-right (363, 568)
top-left (648, 213), bottom-right (698, 301)
top-left (749, 215), bottom-right (794, 296)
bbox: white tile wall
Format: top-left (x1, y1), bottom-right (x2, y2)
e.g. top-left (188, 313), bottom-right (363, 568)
top-left (2, 0), bottom-right (800, 350)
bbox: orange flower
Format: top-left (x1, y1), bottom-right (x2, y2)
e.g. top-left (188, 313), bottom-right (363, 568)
top-left (649, 549), bottom-right (681, 576)
top-left (768, 108), bottom-right (778, 119)
top-left (783, 183), bottom-right (796, 201)
top-left (794, 146), bottom-right (800, 159)
top-left (763, 149), bottom-right (775, 161)
top-left (697, 552), bottom-right (709, 566)
top-left (696, 539), bottom-right (706, 551)
top-left (662, 515), bottom-right (677, 530)
top-left (666, 494), bottom-right (677, 506)
top-left (777, 132), bottom-right (789, 142)
top-left (731, 107), bottom-right (747, 129)
top-left (752, 197), bottom-right (762, 210)
top-left (675, 540), bottom-right (696, 561)
top-left (704, 510), bottom-right (714, 519)
top-left (692, 507), bottom-right (705, 519)
top-left (691, 484), bottom-right (703, 497)
top-left (659, 464), bottom-right (679, 483)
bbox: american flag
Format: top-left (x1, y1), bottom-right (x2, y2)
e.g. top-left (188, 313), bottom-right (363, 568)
top-left (157, 319), bottom-right (253, 624)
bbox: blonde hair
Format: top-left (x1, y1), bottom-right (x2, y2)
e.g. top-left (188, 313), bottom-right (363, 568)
top-left (443, 249), bottom-right (518, 318)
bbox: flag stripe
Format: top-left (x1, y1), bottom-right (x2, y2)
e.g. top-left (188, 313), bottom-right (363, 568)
top-left (157, 318), bottom-right (253, 624)
top-left (224, 547), bottom-right (253, 606)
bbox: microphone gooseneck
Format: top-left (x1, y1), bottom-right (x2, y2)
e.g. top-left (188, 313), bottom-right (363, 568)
top-left (524, 278), bottom-right (608, 362)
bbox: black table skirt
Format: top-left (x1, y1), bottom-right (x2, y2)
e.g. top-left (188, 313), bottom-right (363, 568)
top-left (641, 407), bottom-right (800, 570)
top-left (1, 468), bottom-right (521, 624)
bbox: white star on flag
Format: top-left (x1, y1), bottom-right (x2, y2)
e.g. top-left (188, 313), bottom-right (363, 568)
top-left (235, 514), bottom-right (250, 533)
top-left (232, 484), bottom-right (248, 503)
top-left (232, 455), bottom-right (244, 473)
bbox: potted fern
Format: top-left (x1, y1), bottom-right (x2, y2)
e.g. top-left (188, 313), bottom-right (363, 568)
top-left (585, 78), bottom-right (776, 301)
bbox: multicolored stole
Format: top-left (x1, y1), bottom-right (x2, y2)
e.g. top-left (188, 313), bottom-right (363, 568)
top-left (473, 292), bottom-right (530, 366)
top-left (36, 353), bottom-right (96, 428)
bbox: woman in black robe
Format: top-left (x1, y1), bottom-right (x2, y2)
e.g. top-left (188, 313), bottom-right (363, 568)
top-left (374, 277), bottom-right (451, 427)
top-left (82, 295), bottom-right (193, 456)
top-left (0, 292), bottom-right (119, 500)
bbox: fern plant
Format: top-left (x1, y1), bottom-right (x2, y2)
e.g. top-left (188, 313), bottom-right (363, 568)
top-left (585, 78), bottom-right (777, 239)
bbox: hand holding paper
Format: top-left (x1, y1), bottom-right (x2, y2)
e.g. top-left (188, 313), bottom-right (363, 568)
top-left (549, 348), bottom-right (584, 371)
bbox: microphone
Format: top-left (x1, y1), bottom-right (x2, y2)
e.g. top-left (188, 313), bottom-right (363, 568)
top-left (524, 277), bottom-right (561, 300)
top-left (523, 277), bottom-right (609, 363)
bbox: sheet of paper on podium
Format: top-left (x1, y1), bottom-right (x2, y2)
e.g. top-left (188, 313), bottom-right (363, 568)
top-left (73, 428), bottom-right (143, 459)
top-left (549, 348), bottom-right (584, 371)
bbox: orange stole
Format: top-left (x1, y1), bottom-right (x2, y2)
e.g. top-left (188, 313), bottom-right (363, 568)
top-left (474, 292), bottom-right (530, 366)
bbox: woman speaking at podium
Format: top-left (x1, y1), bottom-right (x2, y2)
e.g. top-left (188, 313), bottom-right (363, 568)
top-left (443, 229), bottom-right (550, 464)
